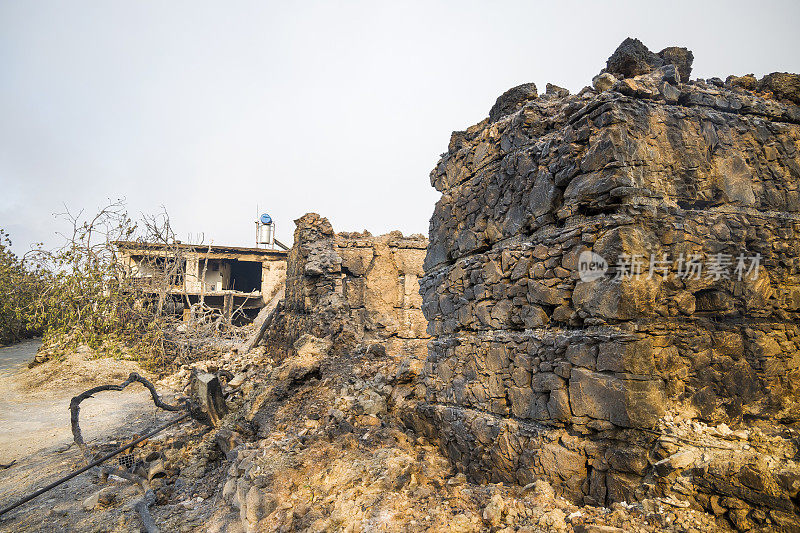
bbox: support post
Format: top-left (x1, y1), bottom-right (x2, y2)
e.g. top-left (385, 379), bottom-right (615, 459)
top-left (223, 292), bottom-right (233, 325)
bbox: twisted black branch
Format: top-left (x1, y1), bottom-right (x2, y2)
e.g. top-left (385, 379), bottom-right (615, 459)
top-left (69, 372), bottom-right (190, 533)
top-left (69, 372), bottom-right (186, 449)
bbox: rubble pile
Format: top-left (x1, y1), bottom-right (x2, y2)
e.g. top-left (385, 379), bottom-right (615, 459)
top-left (414, 37), bottom-right (800, 530)
top-left (2, 319), bottom-right (734, 531)
top-left (175, 336), bottom-right (720, 532)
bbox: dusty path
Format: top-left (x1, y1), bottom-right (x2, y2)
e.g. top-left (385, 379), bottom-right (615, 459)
top-left (0, 346), bottom-right (180, 530)
top-left (0, 339), bottom-right (42, 373)
top-left (0, 346), bottom-right (176, 463)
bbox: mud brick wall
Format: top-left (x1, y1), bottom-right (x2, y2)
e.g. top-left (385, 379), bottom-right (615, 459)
top-left (413, 45), bottom-right (800, 512)
top-left (265, 213), bottom-right (429, 357)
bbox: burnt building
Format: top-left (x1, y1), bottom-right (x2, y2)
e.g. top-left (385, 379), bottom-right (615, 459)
top-left (115, 241), bottom-right (287, 321)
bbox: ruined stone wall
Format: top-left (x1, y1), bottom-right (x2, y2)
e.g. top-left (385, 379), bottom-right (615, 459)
top-left (259, 259), bottom-right (287, 304)
top-left (414, 39), bottom-right (800, 525)
top-left (265, 213), bottom-right (429, 357)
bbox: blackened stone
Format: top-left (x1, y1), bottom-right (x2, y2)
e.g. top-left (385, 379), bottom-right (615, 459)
top-left (658, 46), bottom-right (694, 83)
top-left (726, 74), bottom-right (758, 91)
top-left (545, 83), bottom-right (570, 97)
top-left (691, 386), bottom-right (718, 420)
top-left (759, 72), bottom-right (800, 104)
top-left (192, 371), bottom-right (228, 426)
top-left (489, 83), bottom-right (538, 122)
top-left (606, 37), bottom-right (663, 79)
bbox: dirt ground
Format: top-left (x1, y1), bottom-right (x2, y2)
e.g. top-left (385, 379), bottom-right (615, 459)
top-left (0, 348), bottom-right (180, 463)
top-left (0, 348), bottom-right (185, 532)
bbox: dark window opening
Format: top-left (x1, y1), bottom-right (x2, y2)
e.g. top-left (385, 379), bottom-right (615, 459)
top-left (229, 260), bottom-right (262, 293)
top-left (199, 259), bottom-right (220, 273)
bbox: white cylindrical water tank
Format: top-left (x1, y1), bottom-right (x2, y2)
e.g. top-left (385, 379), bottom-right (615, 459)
top-left (258, 223), bottom-right (273, 245)
top-left (256, 213), bottom-right (275, 247)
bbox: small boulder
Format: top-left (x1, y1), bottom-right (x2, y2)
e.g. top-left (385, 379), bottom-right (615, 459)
top-left (545, 83), bottom-right (570, 97)
top-left (222, 478), bottom-right (237, 503)
top-left (81, 487), bottom-right (116, 511)
top-left (216, 428), bottom-right (244, 455)
top-left (97, 488), bottom-right (116, 507)
top-left (759, 72), bottom-right (800, 104)
top-left (529, 479), bottom-right (555, 499)
top-left (227, 373), bottom-right (246, 389)
top-left (726, 73), bottom-right (758, 91)
top-left (489, 83), bottom-right (538, 122)
top-left (592, 72), bottom-right (617, 92)
top-left (605, 37), bottom-right (663, 79)
top-left (482, 493), bottom-right (507, 527)
top-left (654, 449), bottom-right (700, 476)
top-left (657, 46), bottom-right (694, 82)
top-left (365, 343), bottom-right (386, 357)
top-left (245, 486), bottom-right (274, 525)
top-left (274, 334), bottom-right (331, 383)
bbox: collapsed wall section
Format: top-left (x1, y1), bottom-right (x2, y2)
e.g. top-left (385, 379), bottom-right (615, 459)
top-left (265, 213), bottom-right (429, 357)
top-left (414, 39), bottom-right (800, 525)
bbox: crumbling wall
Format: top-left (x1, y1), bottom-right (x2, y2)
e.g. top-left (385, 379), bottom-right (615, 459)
top-left (414, 38), bottom-right (800, 527)
top-left (260, 259), bottom-right (286, 304)
top-left (265, 213), bottom-right (429, 357)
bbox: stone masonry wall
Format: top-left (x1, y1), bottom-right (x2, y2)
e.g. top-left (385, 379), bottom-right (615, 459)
top-left (413, 38), bottom-right (800, 527)
top-left (265, 213), bottom-right (429, 358)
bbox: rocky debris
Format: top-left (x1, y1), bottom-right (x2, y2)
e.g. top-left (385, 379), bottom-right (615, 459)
top-left (262, 213), bottom-right (429, 360)
top-left (159, 345), bottom-right (268, 399)
top-left (3, 322), bottom-right (736, 532)
top-left (16, 326), bottom-right (698, 532)
top-left (603, 37), bottom-right (694, 84)
top-left (198, 338), bottom-right (716, 533)
top-left (645, 415), bottom-right (800, 531)
top-left (723, 72), bottom-right (800, 106)
top-left (418, 37), bottom-right (800, 530)
top-left (284, 333), bottom-right (330, 373)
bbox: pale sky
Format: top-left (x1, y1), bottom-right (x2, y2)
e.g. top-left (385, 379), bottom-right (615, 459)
top-left (2, 1), bottom-right (799, 252)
